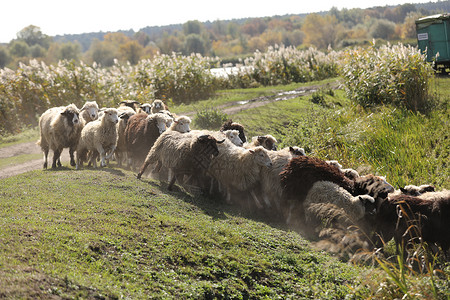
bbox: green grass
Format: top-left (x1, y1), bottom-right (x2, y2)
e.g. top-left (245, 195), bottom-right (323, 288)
top-left (0, 77), bottom-right (449, 298)
top-left (0, 153), bottom-right (42, 169)
top-left (170, 79), bottom-right (339, 115)
top-left (0, 168), bottom-right (370, 299)
top-left (0, 127), bottom-right (39, 149)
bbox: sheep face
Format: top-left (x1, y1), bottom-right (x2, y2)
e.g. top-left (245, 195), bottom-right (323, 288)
top-left (289, 146), bottom-right (305, 157)
top-left (155, 116), bottom-right (168, 134)
top-left (81, 101), bottom-right (99, 122)
top-left (152, 100), bottom-right (164, 111)
top-left (103, 108), bottom-right (119, 124)
top-left (61, 107), bottom-right (80, 126)
top-left (224, 130), bottom-right (243, 146)
top-left (173, 116), bottom-right (191, 133)
top-left (140, 103), bottom-right (152, 114)
top-left (249, 146), bottom-right (272, 167)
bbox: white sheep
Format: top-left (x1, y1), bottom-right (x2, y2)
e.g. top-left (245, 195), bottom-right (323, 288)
top-left (223, 130), bottom-right (243, 147)
top-left (244, 134), bottom-right (277, 150)
top-left (79, 101), bottom-right (99, 124)
top-left (76, 108), bottom-right (119, 169)
top-left (208, 145), bottom-right (273, 208)
top-left (260, 146), bottom-right (306, 211)
top-left (304, 180), bottom-right (375, 225)
top-left (37, 104), bottom-right (82, 169)
top-left (168, 115), bottom-right (191, 133)
top-left (137, 131), bottom-right (225, 191)
top-left (137, 103), bottom-right (152, 114)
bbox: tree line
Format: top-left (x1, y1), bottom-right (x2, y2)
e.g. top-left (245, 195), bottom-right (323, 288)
top-left (0, 1), bottom-right (448, 69)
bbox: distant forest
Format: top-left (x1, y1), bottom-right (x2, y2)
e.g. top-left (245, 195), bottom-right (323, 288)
top-left (0, 1), bottom-right (449, 69)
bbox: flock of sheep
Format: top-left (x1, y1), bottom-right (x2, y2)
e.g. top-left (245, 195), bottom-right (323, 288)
top-left (37, 99), bottom-right (449, 261)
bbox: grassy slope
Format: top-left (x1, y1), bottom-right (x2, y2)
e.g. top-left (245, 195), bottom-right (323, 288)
top-left (0, 77), bottom-right (448, 298)
top-left (0, 169), bottom-right (369, 299)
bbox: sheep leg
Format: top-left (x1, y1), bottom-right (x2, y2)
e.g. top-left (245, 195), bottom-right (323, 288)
top-left (105, 146), bottom-right (116, 160)
top-left (96, 145), bottom-right (106, 167)
top-left (137, 160), bottom-right (152, 179)
top-left (250, 190), bottom-right (264, 210)
top-left (69, 147), bottom-right (76, 167)
top-left (262, 193), bottom-right (272, 208)
top-left (51, 149), bottom-right (62, 168)
top-left (43, 149), bottom-right (49, 169)
top-left (167, 174), bottom-right (177, 191)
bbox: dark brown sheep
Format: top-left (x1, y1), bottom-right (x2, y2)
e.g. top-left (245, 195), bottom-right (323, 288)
top-left (124, 112), bottom-right (170, 169)
top-left (279, 156), bottom-right (394, 228)
top-left (220, 120), bottom-right (247, 143)
top-left (280, 156), bottom-right (355, 201)
top-left (373, 191), bottom-right (450, 256)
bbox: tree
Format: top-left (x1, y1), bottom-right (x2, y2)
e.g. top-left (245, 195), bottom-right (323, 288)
top-left (183, 20), bottom-right (203, 35)
top-left (9, 40), bottom-right (30, 57)
top-left (302, 14), bottom-right (342, 49)
top-left (59, 42), bottom-right (81, 61)
top-left (88, 39), bottom-right (116, 67)
top-left (247, 36), bottom-right (266, 52)
top-left (17, 25), bottom-right (51, 49)
top-left (119, 40), bottom-right (143, 64)
top-left (30, 44), bottom-right (46, 58)
top-left (0, 47), bottom-right (11, 68)
top-left (183, 34), bottom-right (206, 55)
top-left (370, 19), bottom-right (396, 40)
top-left (134, 31), bottom-right (150, 47)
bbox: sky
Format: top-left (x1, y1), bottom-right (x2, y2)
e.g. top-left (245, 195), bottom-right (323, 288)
top-left (0, 0), bottom-right (434, 43)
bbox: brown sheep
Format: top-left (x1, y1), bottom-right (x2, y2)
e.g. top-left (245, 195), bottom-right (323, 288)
top-left (119, 100), bottom-right (141, 112)
top-left (373, 190), bottom-right (450, 257)
top-left (124, 112), bottom-right (171, 170)
top-left (279, 156), bottom-right (394, 226)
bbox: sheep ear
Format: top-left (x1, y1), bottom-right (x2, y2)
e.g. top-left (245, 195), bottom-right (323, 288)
top-left (119, 112), bottom-right (128, 119)
top-left (217, 139), bottom-right (225, 144)
top-left (257, 136), bottom-right (265, 143)
top-left (289, 146), bottom-right (294, 152)
top-left (198, 135), bottom-right (209, 141)
top-left (249, 149), bottom-right (255, 154)
top-left (400, 187), bottom-right (407, 193)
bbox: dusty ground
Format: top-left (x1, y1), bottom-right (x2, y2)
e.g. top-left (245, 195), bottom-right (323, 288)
top-left (0, 83), bottom-right (334, 179)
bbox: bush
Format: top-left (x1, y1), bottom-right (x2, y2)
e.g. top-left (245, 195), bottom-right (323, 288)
top-left (340, 42), bottom-right (435, 112)
top-left (193, 107), bottom-right (229, 130)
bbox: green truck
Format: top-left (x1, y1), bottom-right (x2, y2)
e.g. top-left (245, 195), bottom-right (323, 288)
top-left (416, 13), bottom-right (450, 73)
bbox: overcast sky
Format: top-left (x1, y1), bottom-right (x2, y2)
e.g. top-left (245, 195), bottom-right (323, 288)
top-left (0, 0), bottom-right (434, 43)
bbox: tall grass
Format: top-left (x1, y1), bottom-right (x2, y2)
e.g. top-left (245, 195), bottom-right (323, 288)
top-left (340, 42), bottom-right (435, 112)
top-left (278, 104), bottom-right (448, 188)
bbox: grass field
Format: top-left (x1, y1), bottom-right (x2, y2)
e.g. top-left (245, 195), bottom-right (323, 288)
top-left (0, 77), bottom-right (449, 298)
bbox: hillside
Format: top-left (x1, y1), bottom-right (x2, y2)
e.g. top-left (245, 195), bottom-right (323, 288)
top-left (0, 169), bottom-right (372, 298)
top-left (1, 77), bottom-right (449, 298)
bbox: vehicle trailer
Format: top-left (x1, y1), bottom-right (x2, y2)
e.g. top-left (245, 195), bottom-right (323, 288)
top-left (416, 14), bottom-right (450, 73)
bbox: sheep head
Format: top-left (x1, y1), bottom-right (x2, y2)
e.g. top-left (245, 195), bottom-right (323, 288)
top-left (61, 104), bottom-right (80, 126)
top-left (249, 146), bottom-right (272, 168)
top-left (80, 100), bottom-right (99, 121)
top-left (101, 108), bottom-right (119, 124)
top-left (172, 116), bottom-right (191, 133)
top-left (223, 129), bottom-right (243, 147)
top-left (289, 146), bottom-right (305, 157)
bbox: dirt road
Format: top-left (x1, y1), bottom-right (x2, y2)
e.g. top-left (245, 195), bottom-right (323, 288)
top-left (0, 83), bottom-right (334, 179)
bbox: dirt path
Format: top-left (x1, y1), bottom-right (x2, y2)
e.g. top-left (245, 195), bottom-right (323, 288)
top-left (0, 82), bottom-right (336, 179)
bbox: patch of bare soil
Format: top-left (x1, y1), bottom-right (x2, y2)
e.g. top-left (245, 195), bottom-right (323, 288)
top-left (0, 82), bottom-right (338, 179)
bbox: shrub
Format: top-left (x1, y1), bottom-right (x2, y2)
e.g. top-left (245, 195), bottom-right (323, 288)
top-left (193, 107), bottom-right (229, 130)
top-left (340, 42), bottom-right (435, 112)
